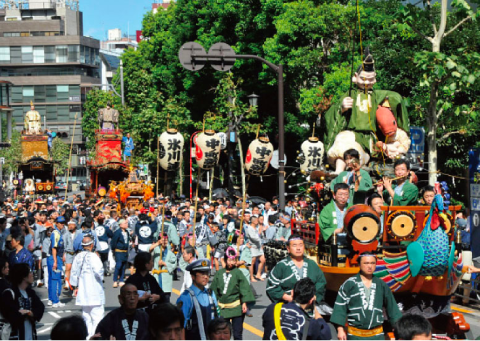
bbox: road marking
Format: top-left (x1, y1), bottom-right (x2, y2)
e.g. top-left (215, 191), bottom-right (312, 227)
top-left (57, 310), bottom-right (64, 313)
top-left (38, 327), bottom-right (52, 334)
top-left (452, 306), bottom-right (475, 314)
top-left (41, 298), bottom-right (49, 301)
top-left (171, 289), bottom-right (264, 338)
top-left (243, 322), bottom-right (264, 338)
top-left (66, 310), bottom-right (72, 313)
top-left (48, 312), bottom-right (61, 319)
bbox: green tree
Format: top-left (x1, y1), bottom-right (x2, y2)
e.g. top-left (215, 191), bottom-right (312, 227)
top-left (395, 0), bottom-right (479, 184)
top-left (51, 137), bottom-right (70, 176)
top-left (0, 130), bottom-right (21, 175)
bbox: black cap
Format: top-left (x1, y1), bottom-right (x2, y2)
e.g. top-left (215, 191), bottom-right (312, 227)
top-left (357, 47), bottom-right (375, 73)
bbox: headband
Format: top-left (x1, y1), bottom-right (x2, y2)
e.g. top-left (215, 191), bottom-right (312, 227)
top-left (225, 247), bottom-right (238, 259)
top-left (81, 239), bottom-right (94, 246)
top-left (358, 253), bottom-right (376, 258)
top-left (288, 237), bottom-right (303, 242)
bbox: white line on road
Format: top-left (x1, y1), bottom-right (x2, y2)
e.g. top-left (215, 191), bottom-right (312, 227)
top-left (37, 327), bottom-right (52, 334)
top-left (66, 310), bottom-right (72, 313)
top-left (48, 312), bottom-right (61, 319)
top-left (57, 310), bottom-right (64, 313)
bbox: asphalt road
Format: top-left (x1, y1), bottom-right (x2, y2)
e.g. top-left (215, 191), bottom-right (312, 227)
top-left (33, 266), bottom-right (480, 340)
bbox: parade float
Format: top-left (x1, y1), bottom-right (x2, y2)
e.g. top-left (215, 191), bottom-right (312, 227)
top-left (86, 128), bottom-right (130, 198)
top-left (18, 102), bottom-right (56, 195)
top-left (283, 49), bottom-right (472, 338)
top-left (86, 104), bottom-right (154, 209)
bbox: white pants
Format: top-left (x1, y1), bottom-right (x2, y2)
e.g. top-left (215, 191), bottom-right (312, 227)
top-left (43, 265), bottom-right (48, 289)
top-left (108, 250), bottom-right (116, 272)
top-left (82, 305), bottom-right (104, 339)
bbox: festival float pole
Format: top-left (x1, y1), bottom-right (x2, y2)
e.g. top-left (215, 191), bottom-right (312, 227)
top-left (64, 113), bottom-right (78, 200)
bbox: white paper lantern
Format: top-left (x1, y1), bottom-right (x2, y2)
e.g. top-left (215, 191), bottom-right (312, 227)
top-left (300, 137), bottom-right (324, 172)
top-left (195, 130), bottom-right (221, 170)
top-left (245, 136), bottom-right (274, 175)
top-left (159, 128), bottom-right (184, 171)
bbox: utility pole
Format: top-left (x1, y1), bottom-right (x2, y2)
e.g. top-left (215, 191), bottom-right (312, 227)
top-left (120, 59), bottom-right (125, 107)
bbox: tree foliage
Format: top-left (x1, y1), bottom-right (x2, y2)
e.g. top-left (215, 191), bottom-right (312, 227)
top-left (82, 0), bottom-right (479, 201)
top-left (0, 129), bottom-right (21, 174)
top-left (51, 137), bottom-right (70, 176)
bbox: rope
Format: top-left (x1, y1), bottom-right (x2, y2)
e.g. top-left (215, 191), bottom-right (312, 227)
top-left (355, 0), bottom-right (382, 163)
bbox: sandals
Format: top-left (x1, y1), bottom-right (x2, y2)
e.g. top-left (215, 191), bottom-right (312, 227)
top-left (113, 282), bottom-right (118, 288)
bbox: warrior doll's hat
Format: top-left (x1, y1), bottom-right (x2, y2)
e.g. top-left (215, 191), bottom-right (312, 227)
top-left (357, 47), bottom-right (375, 73)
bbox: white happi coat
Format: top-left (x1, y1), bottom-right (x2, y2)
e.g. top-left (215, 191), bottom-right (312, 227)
top-left (70, 251), bottom-right (105, 306)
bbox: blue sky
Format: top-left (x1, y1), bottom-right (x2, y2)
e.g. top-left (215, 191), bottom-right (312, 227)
top-left (81, 0), bottom-right (152, 40)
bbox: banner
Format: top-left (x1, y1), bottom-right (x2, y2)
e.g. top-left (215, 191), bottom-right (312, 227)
top-left (407, 126), bottom-right (425, 164)
top-left (469, 148), bottom-right (480, 258)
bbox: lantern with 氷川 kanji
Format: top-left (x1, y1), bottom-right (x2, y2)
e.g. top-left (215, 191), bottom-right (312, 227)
top-left (195, 130), bottom-right (221, 170)
top-left (300, 137), bottom-right (324, 173)
top-left (159, 128), bottom-right (185, 171)
top-left (245, 136), bottom-right (274, 176)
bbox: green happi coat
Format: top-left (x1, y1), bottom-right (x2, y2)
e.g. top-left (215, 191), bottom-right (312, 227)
top-left (323, 89), bottom-right (410, 152)
top-left (238, 245), bottom-right (252, 284)
top-left (162, 220), bottom-right (180, 246)
top-left (382, 180), bottom-right (419, 206)
top-left (275, 225), bottom-right (292, 241)
top-left (331, 274), bottom-right (402, 340)
top-left (210, 268), bottom-right (255, 319)
top-left (266, 256), bottom-right (326, 305)
top-left (319, 200), bottom-right (351, 243)
top-left (331, 169), bottom-right (373, 205)
top-left (152, 244), bottom-right (177, 293)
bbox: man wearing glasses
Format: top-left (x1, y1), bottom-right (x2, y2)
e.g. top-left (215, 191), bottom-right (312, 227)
top-left (319, 183), bottom-right (352, 244)
top-left (177, 259), bottom-right (218, 340)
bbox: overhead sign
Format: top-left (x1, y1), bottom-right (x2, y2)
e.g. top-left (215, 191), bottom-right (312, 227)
top-left (407, 126), bottom-right (425, 164)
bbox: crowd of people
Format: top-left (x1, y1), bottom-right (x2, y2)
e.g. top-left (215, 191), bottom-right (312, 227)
top-left (0, 156), bottom-right (470, 340)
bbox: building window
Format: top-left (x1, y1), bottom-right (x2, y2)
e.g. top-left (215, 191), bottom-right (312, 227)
top-left (0, 47), bottom-right (10, 62)
top-left (22, 86), bottom-right (34, 97)
top-left (33, 46), bottom-right (44, 63)
top-left (57, 85), bottom-right (69, 93)
top-left (80, 45), bottom-right (85, 63)
top-left (21, 46), bottom-right (33, 63)
top-left (45, 46), bottom-right (55, 63)
top-left (85, 46), bottom-right (91, 65)
top-left (56, 45), bottom-right (68, 63)
top-left (68, 45), bottom-right (79, 62)
top-left (20, 32), bottom-right (31, 37)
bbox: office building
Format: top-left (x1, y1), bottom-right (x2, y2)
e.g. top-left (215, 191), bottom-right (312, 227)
top-left (0, 0), bottom-right (101, 180)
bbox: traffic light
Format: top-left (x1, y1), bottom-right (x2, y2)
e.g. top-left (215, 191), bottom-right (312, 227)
top-left (0, 142), bottom-right (11, 148)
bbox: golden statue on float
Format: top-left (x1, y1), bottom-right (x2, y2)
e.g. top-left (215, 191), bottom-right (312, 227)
top-left (24, 101), bottom-right (42, 135)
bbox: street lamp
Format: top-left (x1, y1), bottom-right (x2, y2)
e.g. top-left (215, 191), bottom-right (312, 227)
top-left (248, 93), bottom-right (259, 107)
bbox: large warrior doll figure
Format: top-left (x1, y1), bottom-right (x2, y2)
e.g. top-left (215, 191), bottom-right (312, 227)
top-left (98, 101), bottom-right (119, 130)
top-left (322, 49), bottom-right (411, 174)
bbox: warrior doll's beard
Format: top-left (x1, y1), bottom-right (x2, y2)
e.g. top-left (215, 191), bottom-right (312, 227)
top-left (226, 264), bottom-right (236, 271)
